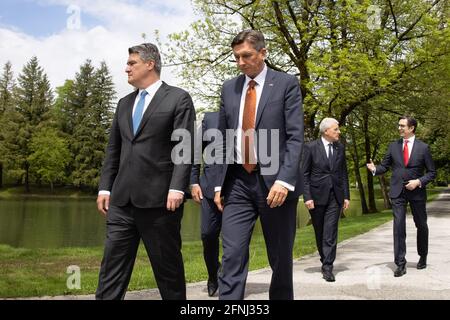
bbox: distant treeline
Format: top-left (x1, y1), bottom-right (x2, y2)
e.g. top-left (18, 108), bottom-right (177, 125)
top-left (0, 58), bottom-right (115, 192)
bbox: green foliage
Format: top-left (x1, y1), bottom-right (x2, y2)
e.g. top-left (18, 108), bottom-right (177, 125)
top-left (163, 0), bottom-right (450, 196)
top-left (28, 128), bottom-right (70, 191)
top-left (1, 57), bottom-right (53, 190)
top-left (70, 61), bottom-right (115, 190)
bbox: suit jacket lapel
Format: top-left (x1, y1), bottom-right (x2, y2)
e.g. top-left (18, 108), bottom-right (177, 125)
top-left (316, 139), bottom-right (330, 170)
top-left (232, 75), bottom-right (246, 129)
top-left (407, 139), bottom-right (418, 167)
top-left (133, 82), bottom-right (169, 138)
top-left (396, 139), bottom-right (405, 167)
top-left (126, 91), bottom-right (139, 139)
top-left (332, 143), bottom-right (340, 169)
top-left (255, 69), bottom-right (275, 128)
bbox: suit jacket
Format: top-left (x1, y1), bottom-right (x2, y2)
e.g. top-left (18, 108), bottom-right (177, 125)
top-left (216, 67), bottom-right (304, 199)
top-left (375, 138), bottom-right (436, 200)
top-left (190, 112), bottom-right (221, 200)
top-left (99, 82), bottom-right (195, 208)
top-left (303, 139), bottom-right (350, 206)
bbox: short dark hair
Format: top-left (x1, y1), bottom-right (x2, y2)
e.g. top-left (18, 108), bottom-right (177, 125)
top-left (231, 30), bottom-right (266, 51)
top-left (399, 115), bottom-right (418, 133)
top-left (128, 43), bottom-right (161, 75)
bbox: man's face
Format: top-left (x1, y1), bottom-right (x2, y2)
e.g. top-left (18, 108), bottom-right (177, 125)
top-left (125, 53), bottom-right (154, 87)
top-left (398, 119), bottom-right (414, 138)
top-left (232, 41), bottom-right (266, 78)
top-left (324, 123), bottom-right (341, 142)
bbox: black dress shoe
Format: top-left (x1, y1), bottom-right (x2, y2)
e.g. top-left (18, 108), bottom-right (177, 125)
top-left (394, 265), bottom-right (406, 277)
top-left (417, 257), bottom-right (427, 270)
top-left (322, 270), bottom-right (335, 282)
top-left (207, 278), bottom-right (218, 297)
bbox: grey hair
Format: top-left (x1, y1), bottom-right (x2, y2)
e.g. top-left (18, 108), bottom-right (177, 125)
top-left (128, 43), bottom-right (162, 75)
top-left (319, 117), bottom-right (339, 134)
top-left (231, 30), bottom-right (266, 51)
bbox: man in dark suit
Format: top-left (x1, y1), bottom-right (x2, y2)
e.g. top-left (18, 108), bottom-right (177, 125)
top-left (190, 111), bottom-right (222, 297)
top-left (95, 43), bottom-right (195, 299)
top-left (367, 116), bottom-right (436, 277)
top-left (303, 118), bottom-right (350, 282)
top-left (213, 30), bottom-right (303, 300)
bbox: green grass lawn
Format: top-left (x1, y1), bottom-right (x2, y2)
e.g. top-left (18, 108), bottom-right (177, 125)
top-left (0, 188), bottom-right (444, 298)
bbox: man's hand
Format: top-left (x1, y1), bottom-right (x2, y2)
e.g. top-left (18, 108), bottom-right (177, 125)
top-left (366, 159), bottom-right (376, 173)
top-left (405, 179), bottom-right (421, 191)
top-left (305, 200), bottom-right (315, 210)
top-left (343, 199), bottom-right (350, 210)
top-left (214, 191), bottom-right (224, 212)
top-left (167, 191), bottom-right (184, 212)
top-left (97, 195), bottom-right (110, 217)
top-left (267, 183), bottom-right (288, 208)
top-left (191, 185), bottom-right (203, 204)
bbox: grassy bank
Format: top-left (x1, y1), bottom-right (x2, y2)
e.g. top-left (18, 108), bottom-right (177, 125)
top-left (0, 185), bottom-right (95, 199)
top-left (0, 188), bottom-right (444, 298)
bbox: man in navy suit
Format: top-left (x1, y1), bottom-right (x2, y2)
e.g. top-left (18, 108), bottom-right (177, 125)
top-left (367, 116), bottom-right (436, 277)
top-left (214, 30), bottom-right (303, 300)
top-left (190, 111), bottom-right (222, 297)
top-left (303, 118), bottom-right (350, 282)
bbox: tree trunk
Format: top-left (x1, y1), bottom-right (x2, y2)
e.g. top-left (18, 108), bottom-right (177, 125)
top-left (363, 105), bottom-right (377, 213)
top-left (0, 163), bottom-right (3, 188)
top-left (50, 181), bottom-right (54, 193)
top-left (348, 120), bottom-right (369, 214)
top-left (379, 175), bottom-right (392, 209)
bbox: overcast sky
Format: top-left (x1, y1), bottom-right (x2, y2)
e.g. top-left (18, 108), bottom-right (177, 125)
top-left (0, 0), bottom-right (199, 100)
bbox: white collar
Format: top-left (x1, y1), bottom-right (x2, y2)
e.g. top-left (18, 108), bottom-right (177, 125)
top-left (321, 136), bottom-right (334, 147)
top-left (244, 64), bottom-right (267, 87)
top-left (403, 135), bottom-right (415, 144)
top-left (138, 79), bottom-right (162, 97)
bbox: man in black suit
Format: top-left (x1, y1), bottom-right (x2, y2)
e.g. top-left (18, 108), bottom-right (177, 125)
top-left (367, 116), bottom-right (436, 277)
top-left (303, 118), bottom-right (350, 282)
top-left (214, 30), bottom-right (303, 300)
top-left (190, 111), bottom-right (222, 297)
top-left (95, 43), bottom-right (195, 299)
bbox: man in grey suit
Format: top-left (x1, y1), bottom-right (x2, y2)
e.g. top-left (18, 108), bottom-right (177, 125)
top-left (367, 116), bottom-right (436, 277)
top-left (303, 118), bottom-right (350, 282)
top-left (96, 43), bottom-right (195, 299)
top-left (214, 30), bottom-right (304, 300)
top-left (190, 111), bottom-right (222, 297)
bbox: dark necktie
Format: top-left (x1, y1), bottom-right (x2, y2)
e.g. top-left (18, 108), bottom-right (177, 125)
top-left (328, 143), bottom-right (333, 169)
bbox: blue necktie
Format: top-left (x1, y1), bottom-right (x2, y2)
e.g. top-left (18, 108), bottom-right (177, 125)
top-left (133, 90), bottom-right (148, 135)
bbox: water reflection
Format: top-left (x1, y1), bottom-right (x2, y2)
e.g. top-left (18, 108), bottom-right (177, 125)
top-left (0, 191), bottom-right (386, 248)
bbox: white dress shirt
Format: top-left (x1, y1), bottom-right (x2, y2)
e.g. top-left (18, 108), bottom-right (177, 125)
top-left (403, 135), bottom-right (415, 159)
top-left (99, 80), bottom-right (184, 196)
top-left (321, 137), bottom-right (334, 158)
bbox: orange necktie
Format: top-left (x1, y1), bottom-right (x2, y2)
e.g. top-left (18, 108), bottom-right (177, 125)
top-left (242, 80), bottom-right (257, 173)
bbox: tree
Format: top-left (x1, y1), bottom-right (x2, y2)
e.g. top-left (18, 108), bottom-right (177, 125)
top-left (28, 128), bottom-right (70, 192)
top-left (0, 62), bottom-right (15, 188)
top-left (163, 0), bottom-right (449, 210)
top-left (3, 57), bottom-right (53, 192)
top-left (71, 61), bottom-right (115, 190)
